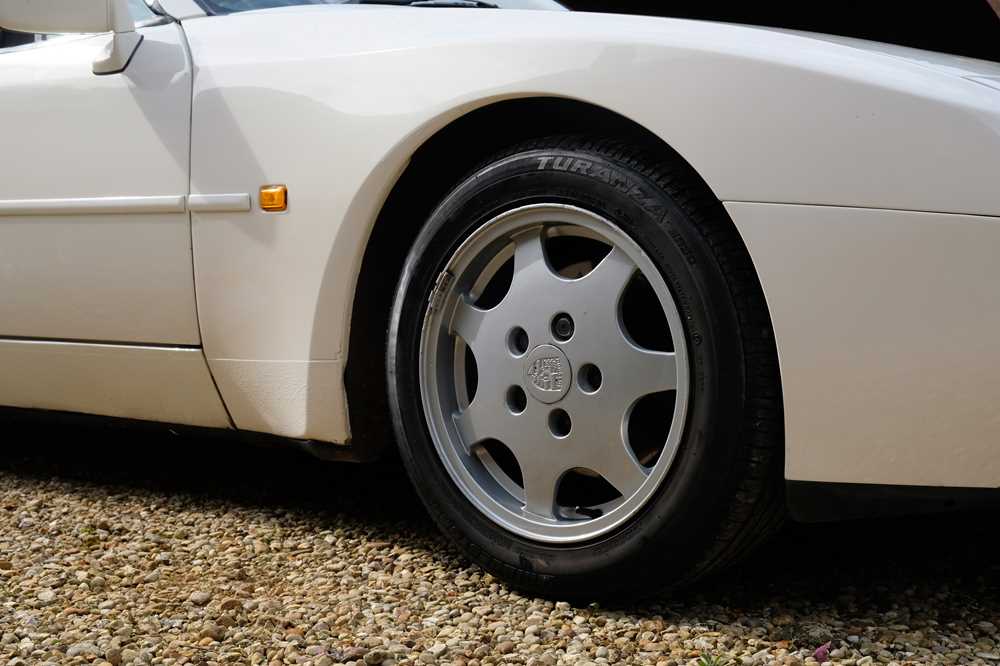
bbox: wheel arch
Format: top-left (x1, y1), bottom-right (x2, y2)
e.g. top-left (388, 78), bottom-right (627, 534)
top-left (343, 96), bottom-right (781, 461)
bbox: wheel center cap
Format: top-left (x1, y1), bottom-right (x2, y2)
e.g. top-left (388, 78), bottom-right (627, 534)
top-left (523, 344), bottom-right (571, 404)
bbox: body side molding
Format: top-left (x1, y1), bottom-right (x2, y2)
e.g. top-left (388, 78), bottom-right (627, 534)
top-left (0, 195), bottom-right (186, 216)
top-left (188, 193), bottom-right (252, 213)
top-left (0, 194), bottom-right (255, 216)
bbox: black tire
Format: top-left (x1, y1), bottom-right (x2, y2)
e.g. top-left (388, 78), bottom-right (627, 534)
top-left (387, 135), bottom-right (783, 600)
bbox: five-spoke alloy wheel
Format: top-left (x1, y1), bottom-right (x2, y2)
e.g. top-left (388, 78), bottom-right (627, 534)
top-left (388, 136), bottom-right (783, 600)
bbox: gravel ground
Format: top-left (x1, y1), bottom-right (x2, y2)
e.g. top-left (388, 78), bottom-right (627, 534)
top-left (0, 416), bottom-right (997, 666)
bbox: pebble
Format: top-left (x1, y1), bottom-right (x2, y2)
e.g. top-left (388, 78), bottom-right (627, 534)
top-left (200, 622), bottom-right (226, 641)
top-left (365, 649), bottom-right (392, 664)
top-left (220, 597), bottom-right (242, 611)
top-left (66, 642), bottom-right (100, 658)
top-left (189, 590), bottom-right (213, 606)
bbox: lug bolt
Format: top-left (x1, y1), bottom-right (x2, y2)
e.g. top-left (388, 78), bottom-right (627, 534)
top-left (552, 313), bottom-right (574, 341)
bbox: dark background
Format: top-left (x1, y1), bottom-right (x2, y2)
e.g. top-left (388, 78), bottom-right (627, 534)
top-left (563, 0), bottom-right (1000, 62)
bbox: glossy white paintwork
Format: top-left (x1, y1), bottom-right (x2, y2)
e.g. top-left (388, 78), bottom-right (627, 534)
top-left (0, 340), bottom-right (230, 427)
top-left (154, 0), bottom-right (204, 20)
top-left (0, 22), bottom-right (198, 344)
top-left (208, 358), bottom-right (346, 443)
top-left (0, 0), bottom-right (124, 34)
top-left (729, 203), bottom-right (1000, 487)
top-left (2, 5), bottom-right (999, 486)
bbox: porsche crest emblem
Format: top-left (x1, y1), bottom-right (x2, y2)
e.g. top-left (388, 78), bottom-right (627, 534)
top-left (526, 356), bottom-right (564, 392)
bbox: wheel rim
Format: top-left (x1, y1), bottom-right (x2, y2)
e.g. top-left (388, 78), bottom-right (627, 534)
top-left (418, 204), bottom-right (690, 544)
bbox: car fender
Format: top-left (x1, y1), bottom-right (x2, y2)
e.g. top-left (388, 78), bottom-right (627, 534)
top-left (182, 6), bottom-right (1000, 477)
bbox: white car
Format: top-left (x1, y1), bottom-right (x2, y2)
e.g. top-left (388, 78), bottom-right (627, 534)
top-left (2, 0), bottom-right (999, 599)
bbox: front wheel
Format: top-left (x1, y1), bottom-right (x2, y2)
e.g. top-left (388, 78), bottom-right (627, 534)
top-left (387, 136), bottom-right (783, 600)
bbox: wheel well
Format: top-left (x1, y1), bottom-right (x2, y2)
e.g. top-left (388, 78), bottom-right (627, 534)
top-left (343, 97), bottom-right (740, 458)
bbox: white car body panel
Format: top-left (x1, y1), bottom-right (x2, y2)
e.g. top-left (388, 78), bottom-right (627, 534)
top-left (0, 340), bottom-right (230, 427)
top-left (155, 0), bottom-right (205, 20)
top-left (0, 23), bottom-right (199, 344)
top-left (729, 203), bottom-right (1000, 487)
top-left (1, 5), bottom-right (999, 488)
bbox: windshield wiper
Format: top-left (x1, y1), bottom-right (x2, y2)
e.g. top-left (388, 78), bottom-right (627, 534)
top-left (355, 0), bottom-right (499, 7)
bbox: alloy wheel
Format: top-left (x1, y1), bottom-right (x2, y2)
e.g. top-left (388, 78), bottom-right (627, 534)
top-left (419, 204), bottom-right (690, 544)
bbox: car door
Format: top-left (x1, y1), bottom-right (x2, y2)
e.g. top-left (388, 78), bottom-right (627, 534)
top-left (0, 6), bottom-right (199, 345)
